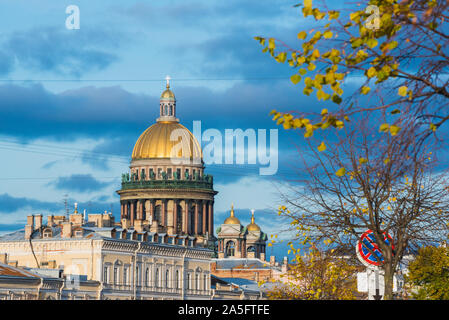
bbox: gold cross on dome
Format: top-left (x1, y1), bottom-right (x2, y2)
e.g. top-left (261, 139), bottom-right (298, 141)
top-left (165, 75), bottom-right (171, 88)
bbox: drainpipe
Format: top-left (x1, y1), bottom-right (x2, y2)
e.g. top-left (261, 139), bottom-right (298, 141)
top-left (133, 242), bottom-right (141, 300)
top-left (181, 247), bottom-right (187, 300)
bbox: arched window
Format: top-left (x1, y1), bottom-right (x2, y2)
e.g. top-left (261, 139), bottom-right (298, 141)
top-left (196, 274), bottom-right (199, 290)
top-left (145, 268), bottom-right (150, 287)
top-left (113, 267), bottom-right (118, 284)
top-left (247, 246), bottom-right (256, 252)
top-left (123, 267), bottom-right (129, 285)
top-left (186, 273), bottom-right (190, 289)
top-left (175, 270), bottom-right (179, 289)
top-left (136, 265), bottom-right (140, 286)
top-left (155, 268), bottom-right (160, 288)
top-left (204, 274), bottom-right (207, 291)
top-left (226, 241), bottom-right (235, 257)
top-left (165, 269), bottom-right (170, 288)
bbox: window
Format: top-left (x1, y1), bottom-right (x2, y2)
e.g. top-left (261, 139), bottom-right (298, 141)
top-left (145, 268), bottom-right (150, 287)
top-left (226, 241), bottom-right (235, 257)
top-left (149, 168), bottom-right (154, 179)
top-left (158, 168), bottom-right (162, 179)
top-left (165, 269), bottom-right (170, 288)
top-left (155, 268), bottom-right (160, 287)
top-left (204, 274), bottom-right (207, 291)
top-left (103, 266), bottom-right (109, 283)
top-left (186, 273), bottom-right (190, 289)
top-left (176, 168), bottom-right (181, 179)
top-left (124, 268), bottom-right (129, 285)
top-left (167, 168), bottom-right (172, 179)
top-left (113, 267), bottom-right (118, 284)
top-left (43, 228), bottom-right (52, 238)
top-left (192, 169), bottom-right (196, 180)
top-left (136, 266), bottom-right (140, 285)
top-left (175, 270), bottom-right (179, 289)
top-left (196, 274), bottom-right (199, 290)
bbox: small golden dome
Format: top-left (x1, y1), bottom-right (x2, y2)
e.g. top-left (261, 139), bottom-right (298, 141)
top-left (224, 203), bottom-right (241, 225)
top-left (132, 122), bottom-right (202, 160)
top-left (246, 210), bottom-right (260, 231)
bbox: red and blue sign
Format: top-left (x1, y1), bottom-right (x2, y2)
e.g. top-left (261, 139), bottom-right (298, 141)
top-left (357, 230), bottom-right (394, 267)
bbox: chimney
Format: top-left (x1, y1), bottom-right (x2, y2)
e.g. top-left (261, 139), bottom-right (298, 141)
top-left (35, 214), bottom-right (43, 231)
top-left (270, 255), bottom-right (276, 266)
top-left (25, 215), bottom-right (34, 239)
top-left (27, 215), bottom-right (34, 228)
top-left (47, 215), bottom-right (54, 227)
top-left (281, 256), bottom-right (288, 273)
top-left (62, 222), bottom-right (73, 238)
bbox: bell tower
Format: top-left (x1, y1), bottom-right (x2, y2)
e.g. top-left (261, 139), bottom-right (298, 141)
top-left (157, 75), bottom-right (178, 122)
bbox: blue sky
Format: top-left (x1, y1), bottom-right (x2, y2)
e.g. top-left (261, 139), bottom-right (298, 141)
top-left (0, 0), bottom-right (357, 260)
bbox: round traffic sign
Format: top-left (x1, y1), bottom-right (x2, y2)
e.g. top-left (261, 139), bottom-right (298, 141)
top-left (356, 229), bottom-right (394, 267)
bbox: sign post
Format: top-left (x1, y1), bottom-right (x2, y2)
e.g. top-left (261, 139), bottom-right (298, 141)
top-left (356, 229), bottom-right (394, 300)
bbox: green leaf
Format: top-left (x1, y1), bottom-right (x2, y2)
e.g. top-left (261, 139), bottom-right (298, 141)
top-left (366, 38), bottom-right (378, 48)
top-left (331, 94), bottom-right (342, 104)
top-left (290, 74), bottom-right (302, 85)
top-left (398, 86), bottom-right (408, 96)
top-left (335, 167), bottom-right (346, 177)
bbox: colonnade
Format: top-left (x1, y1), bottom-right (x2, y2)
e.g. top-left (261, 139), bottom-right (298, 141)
top-left (120, 199), bottom-right (214, 236)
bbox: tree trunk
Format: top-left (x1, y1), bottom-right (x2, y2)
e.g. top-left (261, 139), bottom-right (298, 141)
top-left (383, 264), bottom-right (394, 300)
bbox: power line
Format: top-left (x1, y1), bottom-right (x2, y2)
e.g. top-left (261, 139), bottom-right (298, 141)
top-left (0, 77), bottom-right (290, 83)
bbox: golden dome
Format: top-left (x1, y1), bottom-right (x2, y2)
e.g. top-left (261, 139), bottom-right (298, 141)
top-left (224, 204), bottom-right (241, 225)
top-left (132, 121), bottom-right (202, 160)
top-left (161, 88), bottom-right (175, 100)
top-left (246, 210), bottom-right (260, 231)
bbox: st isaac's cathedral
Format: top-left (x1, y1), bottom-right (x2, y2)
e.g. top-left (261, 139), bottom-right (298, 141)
top-left (0, 79), bottom-right (276, 300)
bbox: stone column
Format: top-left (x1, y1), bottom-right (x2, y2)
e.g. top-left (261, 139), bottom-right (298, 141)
top-left (124, 201), bottom-right (129, 219)
top-left (183, 200), bottom-right (189, 234)
top-left (202, 201), bottom-right (207, 235)
top-left (194, 201), bottom-right (199, 235)
top-left (173, 200), bottom-right (178, 234)
top-left (208, 201), bottom-right (213, 237)
top-left (130, 201), bottom-right (135, 226)
top-left (150, 200), bottom-right (155, 224)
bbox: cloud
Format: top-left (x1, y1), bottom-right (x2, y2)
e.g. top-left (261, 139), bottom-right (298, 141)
top-left (0, 193), bottom-right (62, 214)
top-left (48, 174), bottom-right (112, 193)
top-left (1, 26), bottom-right (122, 77)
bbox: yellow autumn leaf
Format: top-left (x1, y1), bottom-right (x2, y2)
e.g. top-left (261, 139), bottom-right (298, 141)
top-left (335, 167), bottom-right (346, 177)
top-left (317, 141), bottom-right (326, 152)
top-left (398, 86), bottom-right (408, 96)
